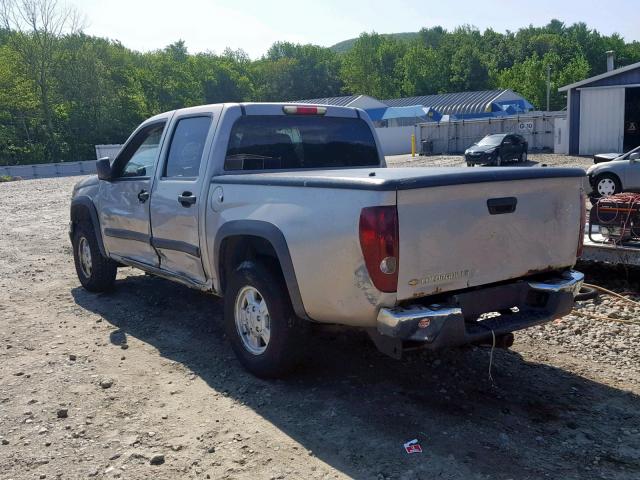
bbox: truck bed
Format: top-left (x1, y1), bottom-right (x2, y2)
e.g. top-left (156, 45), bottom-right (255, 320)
top-left (214, 166), bottom-right (585, 304)
top-left (212, 166), bottom-right (584, 190)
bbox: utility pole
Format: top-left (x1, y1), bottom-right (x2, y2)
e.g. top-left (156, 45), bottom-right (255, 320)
top-left (546, 65), bottom-right (551, 112)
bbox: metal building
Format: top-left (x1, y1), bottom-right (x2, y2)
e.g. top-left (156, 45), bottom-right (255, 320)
top-left (559, 55), bottom-right (640, 155)
top-left (294, 89), bottom-right (533, 123)
top-left (383, 89), bottom-right (533, 118)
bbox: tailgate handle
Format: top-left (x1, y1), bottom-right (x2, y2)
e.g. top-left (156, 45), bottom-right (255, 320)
top-left (487, 197), bottom-right (517, 215)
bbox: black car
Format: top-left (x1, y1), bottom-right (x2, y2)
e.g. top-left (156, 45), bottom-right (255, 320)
top-left (464, 133), bottom-right (528, 167)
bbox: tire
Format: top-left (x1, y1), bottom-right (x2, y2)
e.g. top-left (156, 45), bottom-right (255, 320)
top-left (519, 150), bottom-right (528, 162)
top-left (574, 285), bottom-right (598, 302)
top-left (494, 154), bottom-right (502, 167)
top-left (72, 222), bottom-right (117, 292)
top-left (224, 259), bottom-right (307, 378)
top-left (594, 173), bottom-right (622, 198)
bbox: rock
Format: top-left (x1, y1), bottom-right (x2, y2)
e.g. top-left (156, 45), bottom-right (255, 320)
top-left (56, 408), bottom-right (68, 419)
top-left (207, 446), bottom-right (215, 453)
top-left (99, 379), bottom-right (113, 389)
top-left (150, 454), bottom-right (165, 465)
top-left (38, 427), bottom-right (48, 434)
top-left (1, 439), bottom-right (9, 445)
top-left (120, 344), bottom-right (129, 350)
top-left (69, 354), bottom-right (76, 361)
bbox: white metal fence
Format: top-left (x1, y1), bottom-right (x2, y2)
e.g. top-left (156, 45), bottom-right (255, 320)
top-left (375, 125), bottom-right (418, 155)
top-left (418, 112), bottom-right (566, 155)
top-left (0, 160), bottom-right (97, 180)
top-left (95, 144), bottom-right (122, 160)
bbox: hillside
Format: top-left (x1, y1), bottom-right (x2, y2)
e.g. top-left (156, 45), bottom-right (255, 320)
top-left (330, 31), bottom-right (420, 53)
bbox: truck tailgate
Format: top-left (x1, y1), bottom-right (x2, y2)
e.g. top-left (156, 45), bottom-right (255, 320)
top-left (396, 176), bottom-right (583, 300)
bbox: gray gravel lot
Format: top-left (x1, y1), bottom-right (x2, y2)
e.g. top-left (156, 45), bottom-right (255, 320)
top-left (0, 164), bottom-right (638, 480)
top-left (386, 153), bottom-right (594, 170)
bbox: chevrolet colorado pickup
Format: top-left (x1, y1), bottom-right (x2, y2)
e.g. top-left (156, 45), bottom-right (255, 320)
top-left (70, 103), bottom-right (586, 377)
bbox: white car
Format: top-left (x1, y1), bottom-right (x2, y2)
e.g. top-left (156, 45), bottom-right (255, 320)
top-left (587, 148), bottom-right (640, 197)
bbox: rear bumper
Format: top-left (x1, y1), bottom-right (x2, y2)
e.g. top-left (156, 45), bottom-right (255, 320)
top-left (376, 270), bottom-right (583, 349)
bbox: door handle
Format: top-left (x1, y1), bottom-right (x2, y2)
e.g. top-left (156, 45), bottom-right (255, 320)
top-left (487, 197), bottom-right (517, 215)
top-left (138, 190), bottom-right (150, 203)
top-left (178, 191), bottom-right (197, 207)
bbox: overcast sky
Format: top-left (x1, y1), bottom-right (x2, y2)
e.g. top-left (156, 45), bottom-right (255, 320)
top-left (79, 0), bottom-right (638, 58)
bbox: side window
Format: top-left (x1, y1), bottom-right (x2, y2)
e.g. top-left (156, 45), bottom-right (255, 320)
top-left (164, 116), bottom-right (212, 178)
top-left (114, 123), bottom-right (165, 178)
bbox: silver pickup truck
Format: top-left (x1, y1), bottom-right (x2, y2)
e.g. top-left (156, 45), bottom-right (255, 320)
top-left (70, 103), bottom-right (586, 377)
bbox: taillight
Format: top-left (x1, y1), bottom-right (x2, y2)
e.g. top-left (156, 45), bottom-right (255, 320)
top-left (359, 206), bottom-right (399, 293)
top-left (577, 191), bottom-right (586, 257)
top-left (282, 105), bottom-right (327, 115)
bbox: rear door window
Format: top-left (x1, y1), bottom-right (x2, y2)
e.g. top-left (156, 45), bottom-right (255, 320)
top-left (224, 115), bottom-right (379, 170)
top-left (164, 116), bottom-right (212, 178)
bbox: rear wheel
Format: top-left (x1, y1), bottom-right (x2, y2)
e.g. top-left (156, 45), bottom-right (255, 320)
top-left (224, 260), bottom-right (307, 378)
top-left (519, 150), bottom-right (528, 162)
top-left (494, 154), bottom-right (502, 167)
top-left (72, 223), bottom-right (117, 292)
top-left (594, 173), bottom-right (621, 197)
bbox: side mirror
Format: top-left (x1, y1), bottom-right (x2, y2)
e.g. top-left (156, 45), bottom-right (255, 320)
top-left (96, 157), bottom-right (113, 181)
top-left (629, 152), bottom-right (640, 162)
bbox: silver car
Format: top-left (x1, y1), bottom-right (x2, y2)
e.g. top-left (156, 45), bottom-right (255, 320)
top-left (587, 147), bottom-right (640, 197)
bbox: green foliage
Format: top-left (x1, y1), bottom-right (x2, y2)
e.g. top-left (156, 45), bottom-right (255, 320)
top-left (341, 33), bottom-right (407, 98)
top-left (331, 32), bottom-right (419, 54)
top-left (0, 17), bottom-right (638, 165)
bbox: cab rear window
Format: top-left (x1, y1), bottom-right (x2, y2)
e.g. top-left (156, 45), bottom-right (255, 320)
top-left (224, 115), bottom-right (379, 171)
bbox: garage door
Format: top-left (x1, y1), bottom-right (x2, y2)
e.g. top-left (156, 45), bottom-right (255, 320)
top-left (579, 87), bottom-right (625, 155)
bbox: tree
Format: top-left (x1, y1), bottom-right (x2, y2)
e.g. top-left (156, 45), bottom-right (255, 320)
top-left (0, 0), bottom-right (83, 161)
top-left (497, 52), bottom-right (589, 110)
top-left (254, 42), bottom-right (342, 100)
top-left (340, 33), bottom-right (405, 98)
top-left (399, 43), bottom-right (443, 96)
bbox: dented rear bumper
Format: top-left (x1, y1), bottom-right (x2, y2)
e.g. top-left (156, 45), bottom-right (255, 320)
top-left (376, 270), bottom-right (583, 350)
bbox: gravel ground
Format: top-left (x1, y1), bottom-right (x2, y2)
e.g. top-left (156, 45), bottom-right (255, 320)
top-left (1, 163), bottom-right (639, 480)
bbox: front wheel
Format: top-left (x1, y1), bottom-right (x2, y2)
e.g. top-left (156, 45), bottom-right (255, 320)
top-left (494, 154), bottom-right (502, 167)
top-left (224, 260), bottom-right (307, 378)
top-left (72, 223), bottom-right (117, 292)
top-left (594, 173), bottom-right (622, 197)
top-left (519, 150), bottom-right (528, 162)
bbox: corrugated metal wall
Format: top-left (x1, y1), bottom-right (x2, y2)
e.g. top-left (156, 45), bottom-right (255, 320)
top-left (578, 88), bottom-right (625, 155)
top-left (375, 126), bottom-right (417, 155)
top-left (418, 112), bottom-right (564, 154)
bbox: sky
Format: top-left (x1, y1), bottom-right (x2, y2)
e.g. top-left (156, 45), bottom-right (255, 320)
top-left (79, 0), bottom-right (639, 58)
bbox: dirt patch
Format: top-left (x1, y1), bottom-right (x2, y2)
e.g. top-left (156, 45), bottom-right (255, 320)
top-left (0, 173), bottom-right (638, 480)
